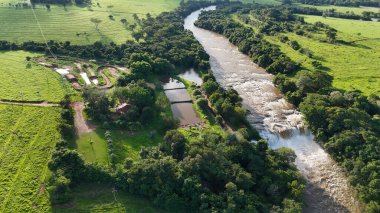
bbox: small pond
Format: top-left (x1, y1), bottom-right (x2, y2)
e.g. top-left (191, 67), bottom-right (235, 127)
top-left (162, 71), bottom-right (203, 126)
top-left (171, 103), bottom-right (201, 126)
top-left (164, 89), bottom-right (192, 103)
top-left (162, 77), bottom-right (186, 90)
top-left (178, 68), bottom-right (203, 86)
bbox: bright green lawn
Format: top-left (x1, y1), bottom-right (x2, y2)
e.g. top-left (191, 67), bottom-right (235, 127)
top-left (53, 183), bottom-right (168, 213)
top-left (0, 0), bottom-right (181, 44)
top-left (0, 104), bottom-right (62, 212)
top-left (0, 51), bottom-right (68, 102)
top-left (76, 128), bottom-right (164, 164)
top-left (266, 30), bottom-right (380, 95)
top-left (298, 4), bottom-right (380, 15)
top-left (302, 15), bottom-right (380, 38)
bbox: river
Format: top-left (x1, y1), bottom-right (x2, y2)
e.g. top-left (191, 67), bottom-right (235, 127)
top-left (184, 6), bottom-right (361, 213)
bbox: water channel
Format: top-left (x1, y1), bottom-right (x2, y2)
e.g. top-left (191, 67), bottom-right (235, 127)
top-left (184, 6), bottom-right (361, 212)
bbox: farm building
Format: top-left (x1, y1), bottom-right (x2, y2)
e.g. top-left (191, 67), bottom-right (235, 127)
top-left (115, 103), bottom-right (130, 115)
top-left (65, 74), bottom-right (77, 82)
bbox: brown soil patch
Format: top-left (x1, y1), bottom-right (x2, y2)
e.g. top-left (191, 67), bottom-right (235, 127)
top-left (71, 102), bottom-right (96, 135)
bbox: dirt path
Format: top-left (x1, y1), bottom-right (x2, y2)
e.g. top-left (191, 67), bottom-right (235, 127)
top-left (97, 67), bottom-right (113, 89)
top-left (0, 100), bottom-right (60, 107)
top-left (71, 102), bottom-right (96, 135)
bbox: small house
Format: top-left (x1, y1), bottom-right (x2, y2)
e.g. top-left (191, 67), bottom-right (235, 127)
top-left (115, 103), bottom-right (130, 115)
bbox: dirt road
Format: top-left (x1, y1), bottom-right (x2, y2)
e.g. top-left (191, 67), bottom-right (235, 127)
top-left (71, 102), bottom-right (96, 135)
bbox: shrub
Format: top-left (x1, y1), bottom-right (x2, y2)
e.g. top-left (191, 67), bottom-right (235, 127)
top-left (196, 98), bottom-right (208, 110)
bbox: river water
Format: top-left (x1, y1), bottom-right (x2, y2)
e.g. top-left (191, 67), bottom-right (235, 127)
top-left (184, 6), bottom-right (361, 212)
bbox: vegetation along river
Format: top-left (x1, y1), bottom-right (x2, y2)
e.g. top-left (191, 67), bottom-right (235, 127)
top-left (184, 6), bottom-right (361, 213)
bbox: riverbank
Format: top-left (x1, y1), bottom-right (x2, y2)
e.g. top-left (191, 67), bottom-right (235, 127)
top-left (185, 6), bottom-right (362, 212)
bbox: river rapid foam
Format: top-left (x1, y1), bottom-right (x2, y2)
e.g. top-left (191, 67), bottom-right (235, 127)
top-left (184, 6), bottom-right (361, 212)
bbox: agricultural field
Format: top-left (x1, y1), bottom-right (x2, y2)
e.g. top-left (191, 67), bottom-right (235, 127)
top-left (0, 0), bottom-right (181, 44)
top-left (0, 51), bottom-right (68, 102)
top-left (0, 104), bottom-right (62, 212)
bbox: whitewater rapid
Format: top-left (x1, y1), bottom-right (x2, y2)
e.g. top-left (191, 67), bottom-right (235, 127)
top-left (184, 6), bottom-right (361, 212)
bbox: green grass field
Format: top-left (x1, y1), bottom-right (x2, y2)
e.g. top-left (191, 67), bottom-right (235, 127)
top-left (298, 4), bottom-right (380, 15)
top-left (53, 183), bottom-right (168, 213)
top-left (0, 104), bottom-right (62, 212)
top-left (235, 14), bottom-right (380, 96)
top-left (302, 15), bottom-right (380, 38)
top-left (0, 0), bottom-right (181, 44)
top-left (0, 51), bottom-right (68, 102)
top-left (76, 129), bottom-right (164, 164)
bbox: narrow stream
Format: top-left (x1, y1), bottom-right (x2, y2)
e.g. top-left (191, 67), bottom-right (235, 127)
top-left (184, 7), bottom-right (361, 212)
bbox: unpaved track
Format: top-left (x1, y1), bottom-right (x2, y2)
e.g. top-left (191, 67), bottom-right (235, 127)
top-left (71, 102), bottom-right (96, 135)
top-left (0, 100), bottom-right (59, 107)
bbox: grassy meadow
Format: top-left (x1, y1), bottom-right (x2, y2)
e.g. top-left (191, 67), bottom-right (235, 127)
top-left (0, 104), bottom-right (62, 212)
top-left (235, 14), bottom-right (380, 96)
top-left (0, 51), bottom-right (68, 102)
top-left (76, 129), bottom-right (165, 165)
top-left (298, 4), bottom-right (380, 15)
top-left (0, 0), bottom-right (181, 45)
top-left (54, 183), bottom-right (169, 213)
top-left (302, 15), bottom-right (380, 38)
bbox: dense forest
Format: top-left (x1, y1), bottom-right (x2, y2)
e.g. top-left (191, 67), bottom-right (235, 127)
top-left (29, 1), bottom-right (307, 212)
top-left (195, 3), bottom-right (380, 212)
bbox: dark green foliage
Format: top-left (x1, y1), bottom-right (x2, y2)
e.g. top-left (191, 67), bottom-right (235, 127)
top-left (122, 131), bottom-right (304, 211)
top-left (196, 98), bottom-right (208, 111)
top-left (83, 88), bottom-right (112, 121)
top-left (31, 0), bottom-right (90, 5)
top-left (295, 0), bottom-right (379, 8)
top-left (300, 92), bottom-right (380, 209)
top-left (289, 40), bottom-right (301, 50)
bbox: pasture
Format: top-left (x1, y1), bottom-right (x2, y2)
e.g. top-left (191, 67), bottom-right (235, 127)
top-left (0, 104), bottom-right (62, 212)
top-left (298, 4), bottom-right (380, 15)
top-left (0, 0), bottom-right (181, 44)
top-left (302, 15), bottom-right (380, 38)
top-left (0, 51), bottom-right (68, 102)
top-left (235, 13), bottom-right (380, 96)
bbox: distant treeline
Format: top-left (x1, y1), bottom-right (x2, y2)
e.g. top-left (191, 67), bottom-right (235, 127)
top-left (196, 4), bottom-right (380, 212)
top-left (296, 0), bottom-right (380, 8)
top-left (30, 0), bottom-right (90, 5)
top-left (291, 6), bottom-right (380, 20)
